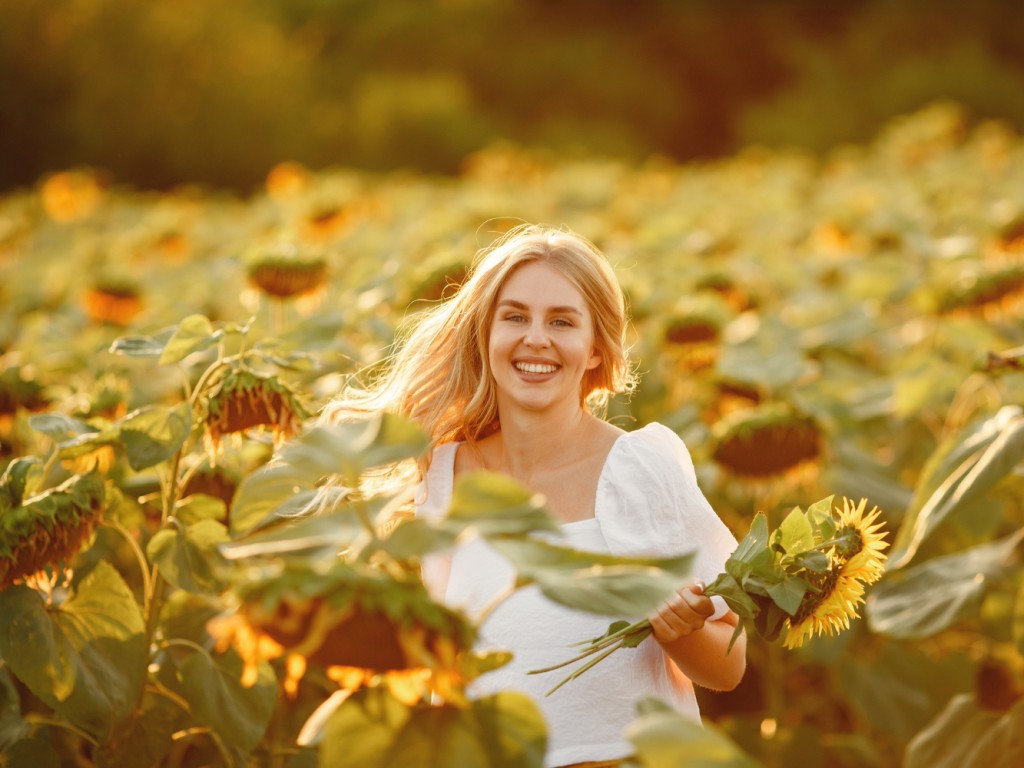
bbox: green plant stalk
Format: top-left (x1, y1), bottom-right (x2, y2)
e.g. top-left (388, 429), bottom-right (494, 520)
top-left (527, 617), bottom-right (653, 696)
top-left (107, 519), bottom-right (153, 617)
top-left (25, 713), bottom-right (99, 746)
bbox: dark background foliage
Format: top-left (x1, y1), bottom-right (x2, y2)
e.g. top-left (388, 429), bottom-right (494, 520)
top-left (3, 0), bottom-right (1023, 193)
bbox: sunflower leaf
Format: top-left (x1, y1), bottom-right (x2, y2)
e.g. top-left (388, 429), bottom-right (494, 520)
top-left (866, 529), bottom-right (1024, 639)
top-left (158, 314), bottom-right (216, 365)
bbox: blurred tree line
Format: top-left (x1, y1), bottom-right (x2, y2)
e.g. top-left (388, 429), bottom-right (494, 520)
top-left (2, 0), bottom-right (1023, 193)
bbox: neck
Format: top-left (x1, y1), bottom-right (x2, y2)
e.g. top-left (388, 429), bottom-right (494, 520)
top-left (490, 401), bottom-right (594, 483)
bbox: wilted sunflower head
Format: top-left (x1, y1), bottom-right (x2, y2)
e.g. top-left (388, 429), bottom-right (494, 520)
top-left (995, 216), bottom-right (1024, 256)
top-left (246, 243), bottom-right (328, 301)
top-left (662, 297), bottom-right (731, 373)
top-left (201, 368), bottom-right (309, 458)
top-left (938, 264), bottom-right (1024, 321)
top-left (265, 162), bottom-right (310, 201)
top-left (209, 561), bottom-right (475, 703)
top-left (40, 170), bottom-right (103, 223)
top-left (783, 497), bottom-right (889, 649)
top-left (0, 464), bottom-right (105, 591)
top-left (83, 279), bottom-right (144, 327)
top-left (711, 403), bottom-right (823, 486)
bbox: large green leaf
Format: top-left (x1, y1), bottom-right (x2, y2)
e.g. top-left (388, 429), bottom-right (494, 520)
top-left (175, 493), bottom-right (228, 525)
top-left (2, 737), bottom-right (62, 768)
top-left (840, 643), bottom-right (973, 743)
top-left (119, 402), bottom-right (192, 471)
top-left (0, 562), bottom-right (146, 739)
top-left (381, 517), bottom-right (458, 561)
top-left (867, 530), bottom-right (1024, 639)
top-left (906, 406), bottom-right (1021, 518)
top-left (889, 410), bottom-right (1024, 569)
top-left (624, 697), bottom-right (762, 768)
top-left (147, 519), bottom-right (229, 594)
top-left (491, 537), bottom-right (694, 617)
top-left (108, 333), bottom-right (171, 357)
top-left (159, 313), bottom-right (217, 365)
top-left (716, 317), bottom-right (807, 390)
top-left (905, 694), bottom-right (1024, 768)
top-left (230, 464), bottom-right (318, 535)
top-left (94, 691), bottom-right (183, 768)
top-left (275, 413), bottom-right (429, 487)
top-left (229, 412), bottom-right (427, 535)
top-left (445, 471), bottom-right (559, 538)
top-left (178, 648), bottom-right (277, 755)
top-left (220, 499), bottom-right (372, 560)
top-left (320, 687), bottom-right (546, 768)
top-left (28, 412), bottom-right (95, 442)
top-left (0, 665), bottom-right (28, 749)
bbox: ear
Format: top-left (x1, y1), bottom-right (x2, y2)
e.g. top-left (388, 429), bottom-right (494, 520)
top-left (586, 349), bottom-right (601, 370)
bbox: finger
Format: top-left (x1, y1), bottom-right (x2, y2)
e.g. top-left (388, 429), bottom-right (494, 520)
top-left (673, 587), bottom-right (715, 618)
top-left (654, 594), bottom-right (708, 635)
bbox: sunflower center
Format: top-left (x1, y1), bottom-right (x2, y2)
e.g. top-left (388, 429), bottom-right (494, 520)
top-left (792, 567), bottom-right (841, 626)
top-left (834, 525), bottom-right (865, 560)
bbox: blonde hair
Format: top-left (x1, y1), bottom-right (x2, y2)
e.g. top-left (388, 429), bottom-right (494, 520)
top-left (320, 223), bottom-right (635, 478)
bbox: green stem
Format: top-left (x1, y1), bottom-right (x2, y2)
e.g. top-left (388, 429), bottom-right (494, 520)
top-left (544, 638), bottom-right (634, 697)
top-left (528, 619), bottom-right (650, 676)
top-left (24, 714), bottom-right (99, 746)
top-left (106, 519), bottom-right (153, 616)
top-left (171, 725), bottom-right (234, 766)
top-left (38, 445), bottom-right (61, 489)
top-left (158, 637), bottom-right (212, 657)
top-left (475, 583), bottom-right (517, 628)
top-left (146, 681), bottom-right (193, 716)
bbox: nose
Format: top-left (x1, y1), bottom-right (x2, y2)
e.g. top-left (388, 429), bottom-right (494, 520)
top-left (523, 319), bottom-right (550, 349)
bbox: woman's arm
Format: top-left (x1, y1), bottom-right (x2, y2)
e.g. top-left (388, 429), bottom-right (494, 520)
top-left (648, 582), bottom-right (747, 691)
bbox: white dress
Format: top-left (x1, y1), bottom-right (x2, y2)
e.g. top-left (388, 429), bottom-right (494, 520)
top-left (416, 422), bottom-right (738, 768)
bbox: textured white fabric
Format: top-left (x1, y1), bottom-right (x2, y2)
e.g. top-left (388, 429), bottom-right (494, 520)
top-left (416, 423), bottom-right (738, 768)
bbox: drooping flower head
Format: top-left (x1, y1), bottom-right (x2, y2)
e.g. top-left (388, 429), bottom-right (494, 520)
top-left (201, 368), bottom-right (309, 459)
top-left (0, 461), bottom-right (105, 591)
top-left (711, 403), bottom-right (823, 488)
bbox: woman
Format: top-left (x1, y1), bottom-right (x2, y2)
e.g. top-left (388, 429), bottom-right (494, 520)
top-left (324, 224), bottom-right (745, 767)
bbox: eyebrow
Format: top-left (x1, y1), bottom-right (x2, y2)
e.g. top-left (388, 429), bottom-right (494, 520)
top-left (497, 299), bottom-right (583, 316)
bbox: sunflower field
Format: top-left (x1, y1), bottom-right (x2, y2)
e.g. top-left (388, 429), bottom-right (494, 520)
top-left (1, 101), bottom-right (1022, 767)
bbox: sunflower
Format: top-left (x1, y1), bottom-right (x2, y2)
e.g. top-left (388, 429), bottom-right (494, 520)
top-left (783, 497), bottom-right (889, 649)
top-left (40, 170), bottom-right (103, 223)
top-left (265, 161), bottom-right (310, 201)
top-left (710, 403), bottom-right (823, 485)
top-left (83, 280), bottom-right (144, 327)
top-left (208, 562), bottom-right (475, 705)
top-left (201, 368), bottom-right (309, 458)
top-left (938, 265), bottom-right (1024, 321)
top-left (0, 467), bottom-right (105, 591)
top-left (246, 243), bottom-right (328, 301)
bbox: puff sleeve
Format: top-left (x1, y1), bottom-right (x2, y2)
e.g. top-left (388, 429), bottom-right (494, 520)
top-left (595, 423), bottom-right (737, 620)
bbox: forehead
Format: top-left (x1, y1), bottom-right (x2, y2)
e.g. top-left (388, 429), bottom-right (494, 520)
top-left (497, 261), bottom-right (588, 312)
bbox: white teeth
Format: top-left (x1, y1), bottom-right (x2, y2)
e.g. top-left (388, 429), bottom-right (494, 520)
top-left (515, 362), bottom-right (558, 374)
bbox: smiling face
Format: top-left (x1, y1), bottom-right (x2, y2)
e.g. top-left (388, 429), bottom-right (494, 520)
top-left (487, 260), bottom-right (602, 417)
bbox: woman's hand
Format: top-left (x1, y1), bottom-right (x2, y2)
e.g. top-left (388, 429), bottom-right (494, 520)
top-left (648, 580), bottom-right (715, 643)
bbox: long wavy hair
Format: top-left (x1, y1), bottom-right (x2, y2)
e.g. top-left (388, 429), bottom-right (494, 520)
top-left (320, 223), bottom-right (636, 482)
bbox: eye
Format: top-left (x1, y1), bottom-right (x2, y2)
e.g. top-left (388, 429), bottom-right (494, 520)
top-left (503, 312), bottom-right (526, 323)
top-left (551, 317), bottom-right (573, 328)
